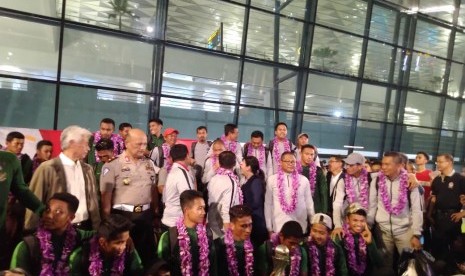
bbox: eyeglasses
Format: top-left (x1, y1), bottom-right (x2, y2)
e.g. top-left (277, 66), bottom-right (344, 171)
top-left (282, 160), bottom-right (296, 164)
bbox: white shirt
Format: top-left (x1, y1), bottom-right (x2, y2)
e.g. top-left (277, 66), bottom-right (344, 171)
top-left (265, 172), bottom-right (314, 233)
top-left (192, 142), bottom-right (210, 169)
top-left (162, 162), bottom-right (195, 227)
top-left (59, 153), bottom-right (89, 223)
top-left (267, 140), bottom-right (296, 175)
top-left (247, 146), bottom-right (269, 179)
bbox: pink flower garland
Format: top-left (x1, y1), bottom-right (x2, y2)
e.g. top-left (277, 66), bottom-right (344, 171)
top-left (36, 224), bottom-right (77, 276)
top-left (221, 135), bottom-right (238, 154)
top-left (176, 216), bottom-right (210, 276)
top-left (272, 137), bottom-right (291, 170)
top-left (276, 169), bottom-right (300, 214)
top-left (345, 169), bottom-right (369, 209)
top-left (342, 223), bottom-right (367, 275)
top-left (93, 132), bottom-right (124, 162)
top-left (378, 169), bottom-right (409, 215)
top-left (216, 168), bottom-right (243, 204)
top-left (162, 143), bottom-right (172, 172)
top-left (224, 228), bottom-right (254, 276)
top-left (88, 236), bottom-right (126, 276)
top-left (247, 144), bottom-right (266, 170)
top-left (308, 237), bottom-right (336, 276)
top-left (270, 233), bottom-right (301, 276)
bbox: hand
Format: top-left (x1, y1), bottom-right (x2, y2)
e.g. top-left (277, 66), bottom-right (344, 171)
top-left (408, 173), bottom-right (419, 190)
top-left (460, 194), bottom-right (465, 207)
top-left (410, 236), bottom-right (422, 250)
top-left (361, 223), bottom-right (372, 244)
top-left (451, 211), bottom-right (465, 223)
top-left (331, 227), bottom-right (344, 240)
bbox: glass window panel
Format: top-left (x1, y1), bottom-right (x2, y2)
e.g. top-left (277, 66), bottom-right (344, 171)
top-left (383, 123), bottom-right (395, 153)
top-left (238, 107), bottom-right (274, 142)
top-left (0, 17), bottom-right (58, 80)
top-left (448, 62), bottom-right (463, 98)
top-left (250, 0), bottom-right (307, 20)
top-left (65, 0), bottom-right (157, 37)
top-left (455, 132), bottom-right (465, 160)
top-left (61, 28), bottom-right (152, 91)
top-left (459, 104), bottom-right (465, 131)
top-left (414, 20), bottom-right (450, 58)
top-left (316, 0), bottom-right (367, 35)
top-left (418, 0), bottom-right (455, 23)
top-left (57, 86), bottom-right (149, 130)
top-left (246, 10), bottom-right (303, 65)
top-left (459, 4), bottom-right (465, 27)
top-left (364, 41), bottom-right (394, 82)
top-left (453, 31), bottom-right (465, 63)
top-left (310, 27), bottom-right (363, 76)
top-left (359, 84), bottom-right (397, 122)
top-left (354, 121), bottom-right (383, 153)
top-left (302, 114), bottom-right (352, 152)
top-left (370, 5), bottom-right (402, 44)
top-left (162, 47), bottom-right (239, 103)
top-left (0, 78), bottom-right (55, 129)
top-left (160, 97), bottom-right (234, 140)
top-left (408, 52), bottom-right (447, 92)
top-left (438, 130), bottom-right (455, 155)
top-left (241, 62), bottom-right (297, 108)
top-left (167, 0), bottom-right (244, 54)
top-left (0, 0), bottom-right (58, 17)
top-left (442, 99), bottom-right (458, 130)
top-left (306, 74), bottom-right (357, 118)
top-left (404, 92), bottom-right (441, 128)
top-left (400, 126), bottom-right (439, 155)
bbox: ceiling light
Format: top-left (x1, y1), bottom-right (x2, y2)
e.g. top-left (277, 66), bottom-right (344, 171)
top-left (146, 26), bottom-right (154, 33)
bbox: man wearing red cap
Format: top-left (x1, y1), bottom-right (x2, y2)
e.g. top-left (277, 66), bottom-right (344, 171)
top-left (150, 128), bottom-right (179, 195)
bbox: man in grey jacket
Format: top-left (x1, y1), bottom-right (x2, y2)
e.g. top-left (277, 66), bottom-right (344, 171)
top-left (368, 151), bottom-right (422, 274)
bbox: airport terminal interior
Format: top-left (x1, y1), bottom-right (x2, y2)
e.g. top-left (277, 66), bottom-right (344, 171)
top-left (1, 0), bottom-right (465, 162)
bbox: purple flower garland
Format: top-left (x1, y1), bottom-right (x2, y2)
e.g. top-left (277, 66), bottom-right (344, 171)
top-left (36, 224), bottom-right (77, 276)
top-left (216, 168), bottom-right (243, 204)
top-left (342, 223), bottom-right (367, 275)
top-left (272, 137), bottom-right (291, 170)
top-left (162, 143), bottom-right (172, 172)
top-left (344, 169), bottom-right (369, 209)
top-left (276, 169), bottom-right (300, 214)
top-left (176, 216), bottom-right (210, 276)
top-left (308, 237), bottom-right (336, 276)
top-left (247, 144), bottom-right (266, 170)
top-left (378, 169), bottom-right (409, 215)
top-left (308, 161), bottom-right (317, 196)
top-left (224, 228), bottom-right (254, 276)
top-left (88, 236), bottom-right (126, 276)
top-left (270, 233), bottom-right (301, 276)
top-left (93, 132), bottom-right (124, 162)
top-left (221, 135), bottom-right (237, 155)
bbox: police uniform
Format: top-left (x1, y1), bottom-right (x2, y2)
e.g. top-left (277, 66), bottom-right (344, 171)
top-left (100, 151), bottom-right (157, 267)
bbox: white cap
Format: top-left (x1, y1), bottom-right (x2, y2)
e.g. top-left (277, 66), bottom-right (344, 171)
top-left (311, 213), bottom-right (333, 229)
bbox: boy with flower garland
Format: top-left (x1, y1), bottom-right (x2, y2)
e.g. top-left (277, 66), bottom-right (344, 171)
top-left (68, 214), bottom-right (143, 275)
top-left (202, 139), bottom-right (226, 184)
top-left (265, 151), bottom-right (314, 235)
top-left (367, 151), bottom-right (422, 274)
top-left (332, 153), bottom-right (370, 239)
top-left (299, 145), bottom-right (328, 214)
top-left (10, 192), bottom-right (93, 276)
top-left (215, 205), bottom-right (254, 276)
top-left (307, 213), bottom-right (348, 276)
top-left (267, 122), bottom-right (295, 176)
top-left (243, 130), bottom-right (270, 179)
top-left (157, 190), bottom-right (216, 276)
top-left (333, 203), bottom-right (382, 276)
top-left (255, 220), bottom-right (308, 276)
top-left (207, 151), bottom-right (244, 238)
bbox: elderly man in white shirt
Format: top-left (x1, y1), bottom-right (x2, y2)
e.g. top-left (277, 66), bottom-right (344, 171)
top-left (265, 151), bottom-right (314, 235)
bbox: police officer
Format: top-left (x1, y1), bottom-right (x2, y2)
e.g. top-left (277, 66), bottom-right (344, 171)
top-left (100, 128), bottom-right (158, 268)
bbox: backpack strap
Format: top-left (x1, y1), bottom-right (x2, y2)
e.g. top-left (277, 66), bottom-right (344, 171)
top-left (23, 236), bottom-right (41, 275)
top-left (158, 146), bottom-right (164, 168)
top-left (243, 143), bottom-right (250, 157)
top-left (207, 141), bottom-right (213, 147)
top-left (229, 176), bottom-right (236, 208)
top-left (191, 142), bottom-right (197, 160)
top-left (179, 167), bottom-right (193, 190)
top-left (168, 227), bottom-right (178, 261)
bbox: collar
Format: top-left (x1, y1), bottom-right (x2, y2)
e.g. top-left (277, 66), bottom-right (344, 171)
top-left (59, 152), bottom-right (79, 166)
top-left (442, 169), bottom-right (455, 177)
top-left (332, 170), bottom-right (343, 179)
top-left (174, 162), bottom-right (189, 171)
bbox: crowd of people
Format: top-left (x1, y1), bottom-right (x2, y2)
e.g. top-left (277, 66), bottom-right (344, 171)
top-left (1, 117), bottom-right (465, 276)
